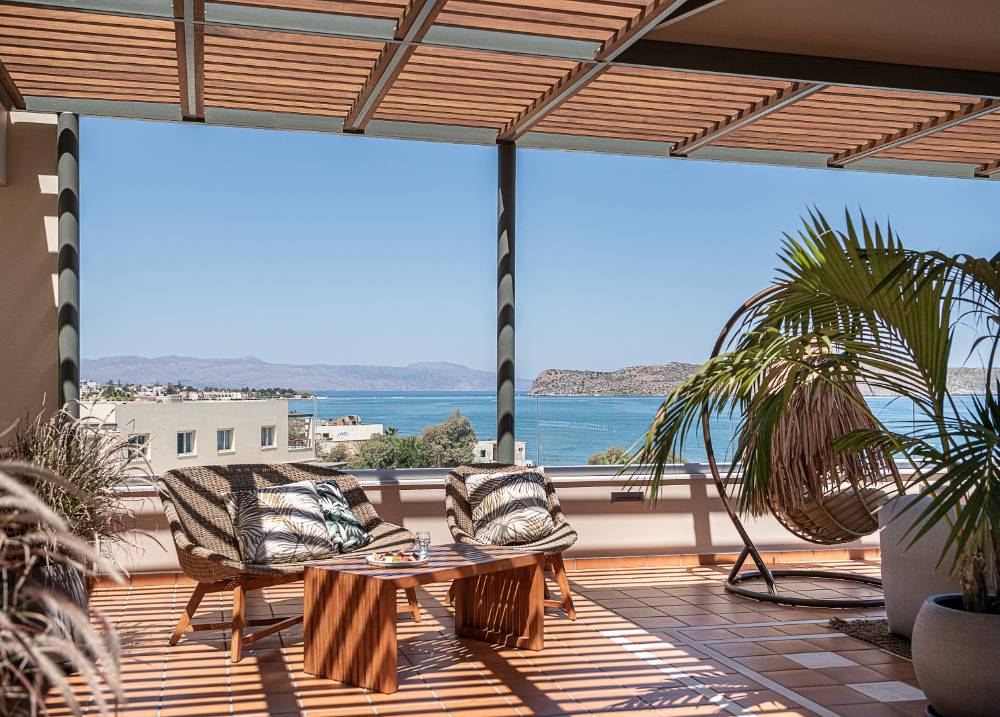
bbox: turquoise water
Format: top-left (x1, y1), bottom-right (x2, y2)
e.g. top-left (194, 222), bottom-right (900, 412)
top-left (290, 392), bottom-right (937, 466)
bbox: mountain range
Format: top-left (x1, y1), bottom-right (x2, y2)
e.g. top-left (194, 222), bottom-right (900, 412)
top-left (82, 355), bottom-right (531, 392)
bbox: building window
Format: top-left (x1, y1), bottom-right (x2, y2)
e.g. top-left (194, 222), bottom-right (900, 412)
top-left (177, 431), bottom-right (195, 456)
top-left (127, 433), bottom-right (149, 460)
top-left (217, 428), bottom-right (234, 453)
top-left (261, 425), bottom-right (276, 448)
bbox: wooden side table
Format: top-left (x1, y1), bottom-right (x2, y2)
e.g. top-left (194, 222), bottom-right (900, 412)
top-left (303, 543), bottom-right (545, 693)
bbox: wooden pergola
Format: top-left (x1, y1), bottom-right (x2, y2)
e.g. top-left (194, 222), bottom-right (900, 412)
top-left (2, 0), bottom-right (998, 460)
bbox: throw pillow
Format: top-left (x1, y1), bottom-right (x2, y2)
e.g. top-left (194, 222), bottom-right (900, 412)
top-left (466, 469), bottom-right (555, 545)
top-left (223, 480), bottom-right (333, 564)
top-left (315, 479), bottom-right (373, 552)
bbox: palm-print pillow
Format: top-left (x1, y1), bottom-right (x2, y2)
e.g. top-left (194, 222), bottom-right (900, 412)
top-left (466, 469), bottom-right (555, 545)
top-left (315, 479), bottom-right (373, 553)
top-left (224, 480), bottom-right (334, 564)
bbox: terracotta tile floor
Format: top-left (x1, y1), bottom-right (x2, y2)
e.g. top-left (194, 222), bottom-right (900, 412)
top-left (55, 558), bottom-right (927, 716)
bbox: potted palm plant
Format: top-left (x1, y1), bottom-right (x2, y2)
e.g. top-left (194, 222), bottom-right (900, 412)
top-left (628, 210), bottom-right (998, 717)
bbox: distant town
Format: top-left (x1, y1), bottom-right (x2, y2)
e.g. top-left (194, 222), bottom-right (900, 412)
top-left (81, 380), bottom-right (314, 402)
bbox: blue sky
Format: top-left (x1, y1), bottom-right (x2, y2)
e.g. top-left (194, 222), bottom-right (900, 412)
top-left (81, 116), bottom-right (1000, 378)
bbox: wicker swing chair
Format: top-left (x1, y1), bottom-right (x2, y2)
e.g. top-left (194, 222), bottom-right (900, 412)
top-left (704, 287), bottom-right (904, 608)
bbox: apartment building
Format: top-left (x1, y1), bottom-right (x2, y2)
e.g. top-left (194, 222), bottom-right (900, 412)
top-left (84, 399), bottom-right (314, 474)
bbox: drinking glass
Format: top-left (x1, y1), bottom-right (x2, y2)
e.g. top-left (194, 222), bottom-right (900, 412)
top-left (415, 530), bottom-right (431, 557)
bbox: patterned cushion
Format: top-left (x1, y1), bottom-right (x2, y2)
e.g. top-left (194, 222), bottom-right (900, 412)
top-left (315, 479), bottom-right (373, 553)
top-left (223, 480), bottom-right (334, 564)
top-left (466, 469), bottom-right (555, 545)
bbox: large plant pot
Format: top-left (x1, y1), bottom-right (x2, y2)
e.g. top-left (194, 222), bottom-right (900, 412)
top-left (912, 594), bottom-right (1000, 717)
top-left (879, 495), bottom-right (959, 638)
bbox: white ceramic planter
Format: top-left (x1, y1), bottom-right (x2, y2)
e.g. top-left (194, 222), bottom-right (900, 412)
top-left (912, 594), bottom-right (1000, 717)
top-left (879, 495), bottom-right (959, 638)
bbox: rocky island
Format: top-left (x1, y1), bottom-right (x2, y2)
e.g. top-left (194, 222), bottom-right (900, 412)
top-left (531, 363), bottom-right (989, 397)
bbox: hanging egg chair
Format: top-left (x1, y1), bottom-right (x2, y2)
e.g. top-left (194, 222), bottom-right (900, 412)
top-left (702, 287), bottom-right (904, 608)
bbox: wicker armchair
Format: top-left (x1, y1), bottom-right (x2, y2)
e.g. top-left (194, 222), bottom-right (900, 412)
top-left (445, 464), bottom-right (577, 619)
top-left (158, 463), bottom-right (416, 661)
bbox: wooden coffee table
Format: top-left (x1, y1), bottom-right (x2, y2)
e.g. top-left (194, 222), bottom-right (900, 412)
top-left (303, 543), bottom-right (545, 693)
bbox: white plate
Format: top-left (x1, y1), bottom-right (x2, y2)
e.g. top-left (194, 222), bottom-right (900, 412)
top-left (366, 553), bottom-right (430, 568)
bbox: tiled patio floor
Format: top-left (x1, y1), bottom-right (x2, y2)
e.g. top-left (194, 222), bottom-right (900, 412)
top-left (60, 558), bottom-right (925, 716)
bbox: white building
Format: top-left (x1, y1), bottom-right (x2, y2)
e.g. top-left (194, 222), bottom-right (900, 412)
top-left (473, 440), bottom-right (530, 466)
top-left (82, 399), bottom-right (314, 475)
top-left (315, 422), bottom-right (383, 443)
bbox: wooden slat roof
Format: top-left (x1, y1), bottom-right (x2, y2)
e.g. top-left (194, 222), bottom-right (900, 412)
top-left (2, 0), bottom-right (1000, 179)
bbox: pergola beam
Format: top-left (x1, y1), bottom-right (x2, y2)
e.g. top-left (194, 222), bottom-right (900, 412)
top-left (671, 81), bottom-right (826, 156)
top-left (173, 0), bottom-right (205, 121)
top-left (829, 98), bottom-right (1000, 167)
top-left (616, 41), bottom-right (1000, 99)
top-left (343, 0), bottom-right (447, 132)
top-left (497, 0), bottom-right (724, 142)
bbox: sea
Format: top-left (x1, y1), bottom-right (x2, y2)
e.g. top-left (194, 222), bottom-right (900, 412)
top-left (289, 392), bottom-right (943, 466)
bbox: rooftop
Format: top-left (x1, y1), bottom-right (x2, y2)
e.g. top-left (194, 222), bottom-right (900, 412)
top-left (54, 556), bottom-right (918, 717)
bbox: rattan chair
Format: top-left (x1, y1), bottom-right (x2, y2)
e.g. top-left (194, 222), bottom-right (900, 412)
top-left (445, 464), bottom-right (577, 619)
top-left (158, 463), bottom-right (416, 661)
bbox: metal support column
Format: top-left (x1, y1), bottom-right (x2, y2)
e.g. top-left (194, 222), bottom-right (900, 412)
top-left (57, 113), bottom-right (80, 417)
top-left (496, 142), bottom-right (516, 464)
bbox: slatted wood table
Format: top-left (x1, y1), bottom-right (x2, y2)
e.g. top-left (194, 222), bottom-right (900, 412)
top-left (303, 543), bottom-right (545, 693)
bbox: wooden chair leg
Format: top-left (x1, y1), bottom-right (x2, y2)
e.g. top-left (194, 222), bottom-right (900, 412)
top-left (548, 553), bottom-right (577, 621)
top-left (447, 580), bottom-right (456, 605)
top-left (230, 583), bottom-right (246, 663)
top-left (170, 582), bottom-right (208, 646)
top-left (404, 587), bottom-right (421, 622)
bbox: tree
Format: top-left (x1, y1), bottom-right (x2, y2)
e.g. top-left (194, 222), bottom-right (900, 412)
top-left (588, 445), bottom-right (629, 465)
top-left (591, 445), bottom-right (683, 465)
top-left (417, 410), bottom-right (477, 467)
top-left (347, 433), bottom-right (421, 470)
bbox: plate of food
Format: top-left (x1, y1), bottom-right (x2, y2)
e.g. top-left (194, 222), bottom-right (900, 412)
top-left (366, 549), bottom-right (429, 567)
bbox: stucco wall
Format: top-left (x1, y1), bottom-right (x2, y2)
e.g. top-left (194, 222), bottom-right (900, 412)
top-left (0, 111), bottom-right (59, 431)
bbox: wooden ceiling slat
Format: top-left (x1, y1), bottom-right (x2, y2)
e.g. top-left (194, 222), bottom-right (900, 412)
top-left (558, 100), bottom-right (727, 123)
top-left (205, 78), bottom-right (360, 97)
top-left (616, 65), bottom-right (788, 89)
top-left (392, 71), bottom-right (560, 93)
top-left (537, 111), bottom-right (711, 134)
top-left (0, 14), bottom-right (174, 42)
top-left (435, 12), bottom-right (611, 42)
top-left (535, 121), bottom-right (680, 140)
top-left (594, 72), bottom-right (788, 98)
top-left (17, 81), bottom-right (176, 101)
top-left (207, 99), bottom-right (353, 115)
top-left (378, 89), bottom-right (527, 109)
top-left (0, 48), bottom-right (178, 69)
top-left (206, 25), bottom-right (384, 52)
top-left (6, 57), bottom-right (177, 78)
top-left (206, 49), bottom-right (380, 70)
top-left (204, 71), bottom-right (367, 93)
top-left (0, 29), bottom-right (176, 55)
top-left (378, 104), bottom-right (511, 122)
top-left (0, 4), bottom-right (170, 30)
top-left (442, 1), bottom-right (625, 31)
top-left (209, 0), bottom-right (407, 20)
top-left (205, 62), bottom-right (372, 82)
